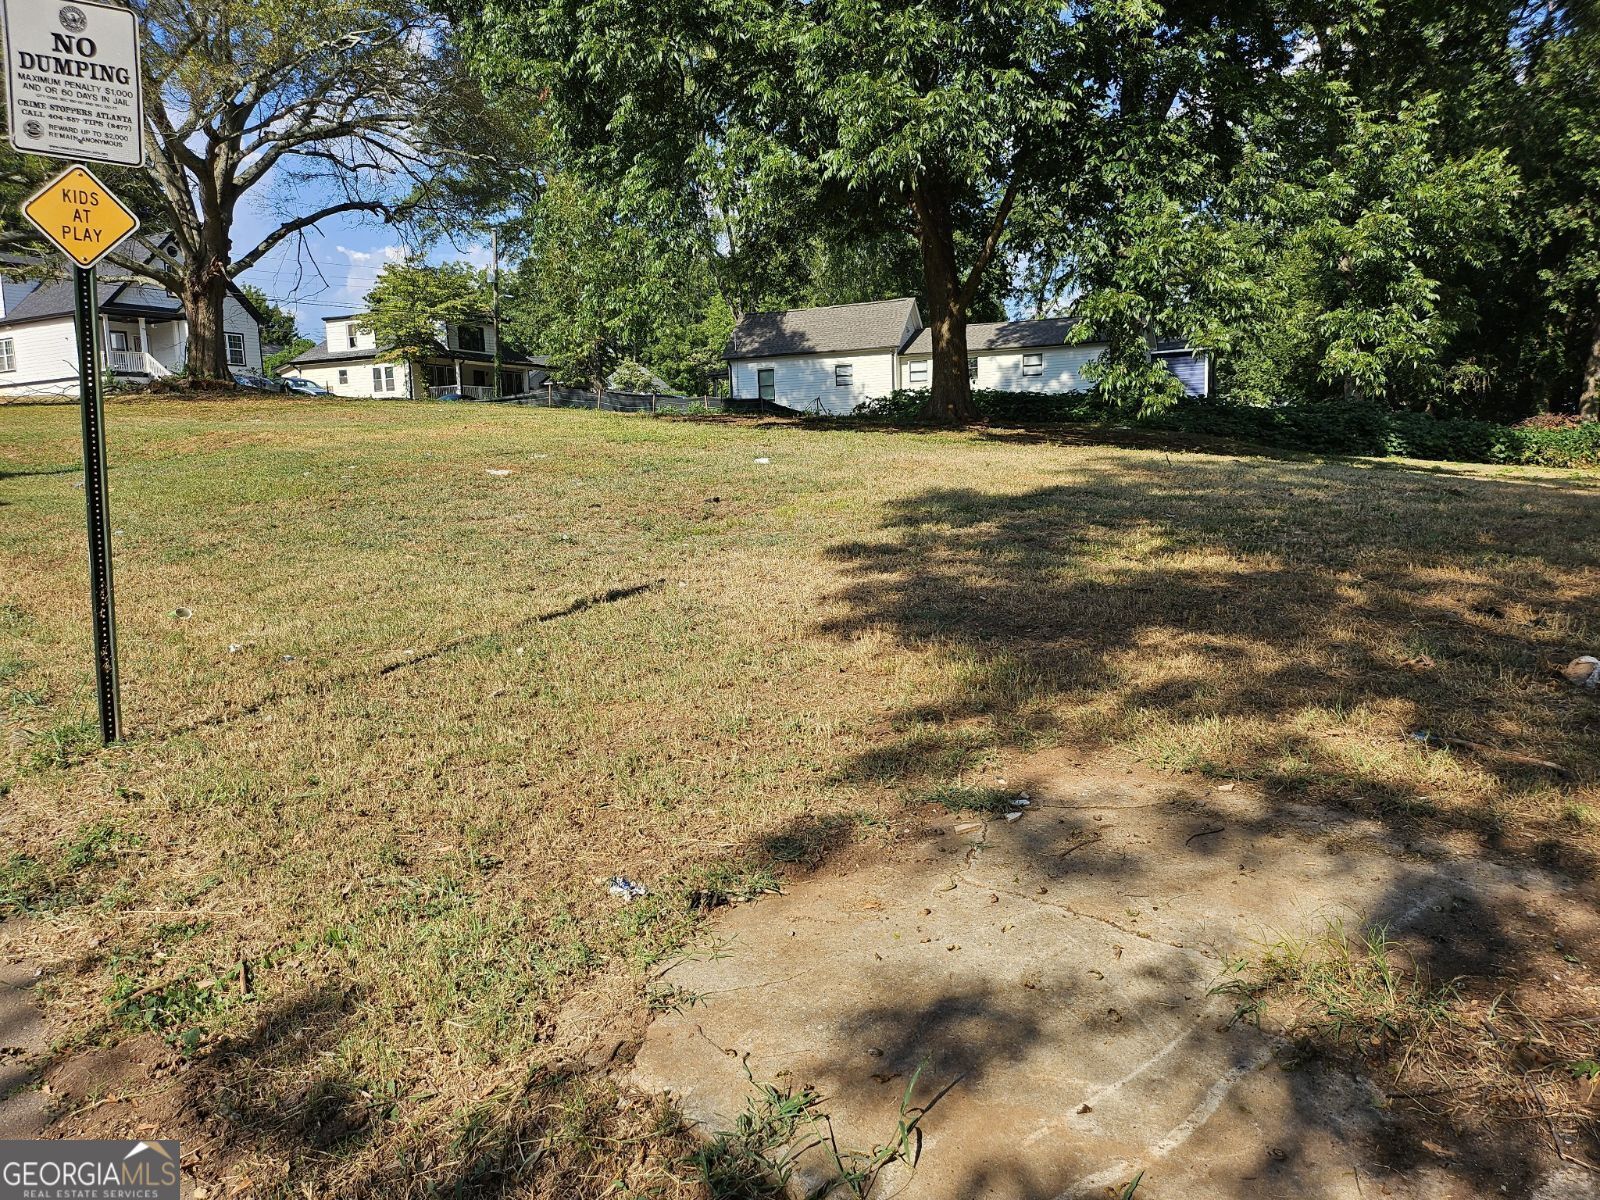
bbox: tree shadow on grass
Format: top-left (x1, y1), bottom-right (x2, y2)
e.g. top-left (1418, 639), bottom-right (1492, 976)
top-left (787, 452), bottom-right (1600, 1195)
top-left (171, 983), bottom-right (695, 1199)
top-left (820, 455), bottom-right (1600, 875)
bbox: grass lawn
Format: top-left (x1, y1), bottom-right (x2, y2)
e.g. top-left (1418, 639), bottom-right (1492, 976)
top-left (1, 398), bottom-right (1597, 1196)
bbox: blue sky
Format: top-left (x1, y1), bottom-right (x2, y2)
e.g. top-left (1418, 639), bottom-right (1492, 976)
top-left (231, 204), bottom-right (494, 343)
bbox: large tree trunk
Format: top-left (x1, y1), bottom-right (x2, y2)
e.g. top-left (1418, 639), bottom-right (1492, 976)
top-left (911, 180), bottom-right (978, 425)
top-left (181, 231), bottom-right (233, 384)
top-left (1581, 311), bottom-right (1600, 418)
top-left (182, 271), bottom-right (230, 382)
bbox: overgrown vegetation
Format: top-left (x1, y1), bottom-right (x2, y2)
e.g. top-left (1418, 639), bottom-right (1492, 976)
top-left (856, 390), bottom-right (1600, 468)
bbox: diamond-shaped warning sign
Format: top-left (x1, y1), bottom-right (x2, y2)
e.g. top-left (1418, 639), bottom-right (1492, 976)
top-left (21, 165), bottom-right (140, 269)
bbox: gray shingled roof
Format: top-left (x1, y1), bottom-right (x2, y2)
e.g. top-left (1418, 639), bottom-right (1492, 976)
top-left (0, 278), bottom-right (187, 328)
top-left (724, 298), bottom-right (921, 359)
top-left (902, 316), bottom-right (1095, 355)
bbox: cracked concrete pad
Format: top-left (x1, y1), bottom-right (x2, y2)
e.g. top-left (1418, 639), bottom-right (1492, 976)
top-left (632, 771), bottom-right (1597, 1199)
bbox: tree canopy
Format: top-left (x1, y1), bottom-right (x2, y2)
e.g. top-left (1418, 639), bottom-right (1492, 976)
top-left (444, 0), bottom-right (1600, 422)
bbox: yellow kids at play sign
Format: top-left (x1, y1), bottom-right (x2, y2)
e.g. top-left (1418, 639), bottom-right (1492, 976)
top-left (21, 163), bottom-right (140, 269)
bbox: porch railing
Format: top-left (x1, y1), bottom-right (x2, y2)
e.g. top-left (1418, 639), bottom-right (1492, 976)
top-left (108, 349), bottom-right (173, 377)
top-left (430, 384), bottom-right (495, 400)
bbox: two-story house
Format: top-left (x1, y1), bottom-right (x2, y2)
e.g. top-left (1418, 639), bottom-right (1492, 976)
top-left (281, 313), bottom-right (549, 400)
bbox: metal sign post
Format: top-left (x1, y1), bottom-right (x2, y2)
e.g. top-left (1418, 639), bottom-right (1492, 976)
top-left (73, 265), bottom-right (121, 742)
top-left (6, 0), bottom-right (144, 743)
top-left (17, 165), bottom-right (142, 745)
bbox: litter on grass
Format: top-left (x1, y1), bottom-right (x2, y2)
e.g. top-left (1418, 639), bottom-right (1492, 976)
top-left (753, 457), bottom-right (771, 464)
top-left (607, 876), bottom-right (650, 902)
top-left (486, 469), bottom-right (512, 477)
top-left (1563, 656), bottom-right (1600, 688)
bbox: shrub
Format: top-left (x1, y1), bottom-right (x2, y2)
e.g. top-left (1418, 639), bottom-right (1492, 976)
top-left (851, 389), bottom-right (1599, 469)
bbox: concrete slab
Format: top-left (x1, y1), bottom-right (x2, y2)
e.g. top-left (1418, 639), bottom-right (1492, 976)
top-left (0, 949), bottom-right (51, 1139)
top-left (632, 769), bottom-right (1599, 1200)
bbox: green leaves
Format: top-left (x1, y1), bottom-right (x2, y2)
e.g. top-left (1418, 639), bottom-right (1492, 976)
top-left (364, 261), bottom-right (493, 365)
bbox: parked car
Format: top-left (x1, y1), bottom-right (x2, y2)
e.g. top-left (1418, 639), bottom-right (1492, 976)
top-left (232, 371), bottom-right (285, 392)
top-left (282, 378), bottom-right (330, 397)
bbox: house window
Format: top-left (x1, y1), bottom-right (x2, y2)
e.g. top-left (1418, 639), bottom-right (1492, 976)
top-left (457, 325), bottom-right (486, 352)
top-left (109, 330), bottom-right (130, 352)
top-left (373, 365), bottom-right (396, 393)
top-left (0, 338), bottom-right (13, 373)
top-left (226, 332), bottom-right (246, 366)
top-left (834, 363), bottom-right (853, 387)
top-left (756, 368), bottom-right (775, 402)
top-left (471, 368), bottom-right (489, 387)
top-left (346, 323), bottom-right (359, 349)
top-left (1021, 352), bottom-right (1043, 377)
top-left (969, 357), bottom-right (979, 383)
top-left (908, 361), bottom-right (928, 386)
top-left (337, 369), bottom-right (348, 385)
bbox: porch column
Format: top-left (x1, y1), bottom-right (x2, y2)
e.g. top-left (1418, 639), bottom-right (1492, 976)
top-left (453, 358), bottom-right (461, 390)
top-left (100, 314), bottom-right (111, 371)
top-left (136, 317), bottom-right (147, 365)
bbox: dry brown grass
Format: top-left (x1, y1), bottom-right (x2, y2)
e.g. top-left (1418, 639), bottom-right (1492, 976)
top-left (1, 398), bottom-right (1598, 1196)
top-left (1216, 922), bottom-right (1600, 1169)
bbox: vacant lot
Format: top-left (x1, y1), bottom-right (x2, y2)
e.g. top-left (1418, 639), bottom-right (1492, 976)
top-left (1, 399), bottom-right (1597, 1196)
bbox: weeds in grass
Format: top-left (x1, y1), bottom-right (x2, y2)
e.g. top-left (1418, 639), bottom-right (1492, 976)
top-left (1215, 920), bottom-right (1600, 1156)
top-left (1213, 921), bottom-right (1456, 1056)
top-left (27, 719), bottom-right (100, 770)
top-left (109, 970), bottom-right (237, 1053)
top-left (690, 1060), bottom-right (934, 1200)
top-left (0, 819), bottom-right (138, 915)
top-left (689, 1071), bottom-right (820, 1199)
top-left (925, 785), bottom-right (1019, 815)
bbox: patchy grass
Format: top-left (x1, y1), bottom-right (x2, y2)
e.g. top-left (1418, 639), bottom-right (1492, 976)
top-left (1, 398), bottom-right (1598, 1195)
top-left (1216, 922), bottom-right (1600, 1159)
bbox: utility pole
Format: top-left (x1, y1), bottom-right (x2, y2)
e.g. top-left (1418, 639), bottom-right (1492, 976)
top-left (491, 227), bottom-right (502, 400)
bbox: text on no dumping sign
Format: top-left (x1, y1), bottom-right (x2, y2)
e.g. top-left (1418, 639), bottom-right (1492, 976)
top-left (2, 0), bottom-right (144, 167)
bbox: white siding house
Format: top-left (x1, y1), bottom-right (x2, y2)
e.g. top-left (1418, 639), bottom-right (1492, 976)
top-left (727, 301), bottom-right (1212, 414)
top-left (0, 269), bottom-right (266, 396)
top-left (281, 313), bottom-right (549, 400)
top-left (899, 318), bottom-right (1212, 399)
top-left (724, 298), bottom-right (923, 415)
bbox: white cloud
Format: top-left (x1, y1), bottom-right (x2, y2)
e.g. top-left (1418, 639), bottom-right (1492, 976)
top-left (334, 243), bottom-right (410, 267)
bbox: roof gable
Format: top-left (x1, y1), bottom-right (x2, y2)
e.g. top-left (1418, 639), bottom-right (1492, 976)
top-left (724, 298), bottom-right (922, 359)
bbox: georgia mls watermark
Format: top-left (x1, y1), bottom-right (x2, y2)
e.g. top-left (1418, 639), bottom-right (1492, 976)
top-left (0, 1140), bottom-right (179, 1200)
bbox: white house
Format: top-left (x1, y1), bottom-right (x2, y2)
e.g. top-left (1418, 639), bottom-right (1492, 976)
top-left (724, 299), bottom-right (1212, 412)
top-left (723, 297), bottom-right (924, 415)
top-left (281, 313), bottom-right (549, 400)
top-left (899, 318), bottom-right (1213, 397)
top-left (0, 265), bottom-right (266, 396)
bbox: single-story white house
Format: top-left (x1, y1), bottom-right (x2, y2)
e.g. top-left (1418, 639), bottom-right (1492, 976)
top-left (281, 312), bottom-right (549, 400)
top-left (724, 298), bottom-right (1212, 413)
top-left (0, 262), bottom-right (267, 396)
top-left (724, 298), bottom-right (925, 415)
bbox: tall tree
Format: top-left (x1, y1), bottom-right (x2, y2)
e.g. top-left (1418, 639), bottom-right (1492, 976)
top-left (99, 0), bottom-right (458, 383)
top-left (458, 0), bottom-right (1181, 422)
top-left (504, 174), bottom-right (729, 393)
